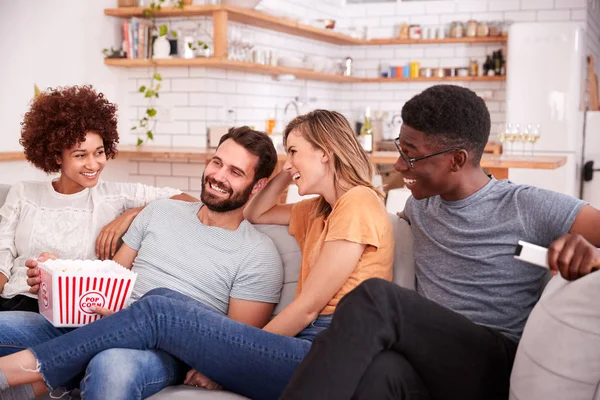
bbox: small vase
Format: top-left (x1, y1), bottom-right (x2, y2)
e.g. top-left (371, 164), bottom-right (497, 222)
top-left (153, 36), bottom-right (171, 59)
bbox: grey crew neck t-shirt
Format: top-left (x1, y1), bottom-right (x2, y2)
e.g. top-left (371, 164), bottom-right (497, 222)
top-left (122, 199), bottom-right (283, 314)
top-left (404, 178), bottom-right (586, 342)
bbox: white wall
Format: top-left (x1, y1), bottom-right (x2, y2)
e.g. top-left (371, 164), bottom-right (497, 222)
top-left (0, 0), bottom-right (125, 182)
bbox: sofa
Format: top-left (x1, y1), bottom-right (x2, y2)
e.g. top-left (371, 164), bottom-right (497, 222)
top-left (2, 184), bottom-right (596, 400)
top-left (0, 183), bottom-right (415, 399)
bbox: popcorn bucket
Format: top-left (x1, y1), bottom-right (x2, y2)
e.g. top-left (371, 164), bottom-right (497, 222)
top-left (37, 260), bottom-right (137, 327)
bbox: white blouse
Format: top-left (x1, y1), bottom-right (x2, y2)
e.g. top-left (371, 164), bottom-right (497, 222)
top-left (0, 180), bottom-right (181, 299)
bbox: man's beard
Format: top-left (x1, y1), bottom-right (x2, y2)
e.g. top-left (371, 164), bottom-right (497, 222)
top-left (200, 174), bottom-right (254, 213)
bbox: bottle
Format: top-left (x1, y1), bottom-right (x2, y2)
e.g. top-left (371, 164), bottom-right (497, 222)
top-left (483, 55), bottom-right (492, 76)
top-left (360, 107), bottom-right (373, 153)
top-left (493, 51), bottom-right (502, 76)
top-left (498, 49), bottom-right (505, 75)
top-left (469, 59), bottom-right (479, 77)
top-left (343, 56), bottom-right (353, 76)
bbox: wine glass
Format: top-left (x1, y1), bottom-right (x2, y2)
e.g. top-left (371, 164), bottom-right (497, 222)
top-left (228, 26), bottom-right (242, 61)
top-left (497, 123), bottom-right (510, 157)
top-left (527, 124), bottom-right (541, 155)
top-left (501, 123), bottom-right (519, 155)
top-left (519, 124), bottom-right (531, 155)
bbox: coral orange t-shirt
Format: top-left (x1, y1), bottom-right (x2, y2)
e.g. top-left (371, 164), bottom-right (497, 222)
top-left (288, 186), bottom-right (394, 315)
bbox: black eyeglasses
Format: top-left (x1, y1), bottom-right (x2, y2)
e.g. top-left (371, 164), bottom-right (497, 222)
top-left (393, 138), bottom-right (462, 169)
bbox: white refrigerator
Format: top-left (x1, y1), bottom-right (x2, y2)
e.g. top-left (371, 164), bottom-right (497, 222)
top-left (583, 112), bottom-right (600, 208)
top-left (505, 22), bottom-right (586, 199)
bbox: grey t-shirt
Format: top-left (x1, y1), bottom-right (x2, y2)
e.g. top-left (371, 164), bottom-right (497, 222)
top-left (122, 199), bottom-right (283, 314)
top-left (404, 178), bottom-right (586, 341)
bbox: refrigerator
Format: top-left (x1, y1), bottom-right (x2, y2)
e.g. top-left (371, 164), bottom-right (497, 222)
top-left (583, 112), bottom-right (600, 208)
top-left (505, 22), bottom-right (586, 199)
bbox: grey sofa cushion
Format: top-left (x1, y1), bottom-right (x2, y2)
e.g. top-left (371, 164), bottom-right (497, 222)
top-left (254, 224), bottom-right (301, 315)
top-left (148, 386), bottom-right (249, 400)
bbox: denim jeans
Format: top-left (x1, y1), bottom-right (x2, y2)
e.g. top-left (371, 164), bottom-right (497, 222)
top-left (282, 279), bottom-right (518, 400)
top-left (80, 349), bottom-right (185, 400)
top-left (30, 288), bottom-right (332, 400)
top-left (0, 311), bottom-right (187, 399)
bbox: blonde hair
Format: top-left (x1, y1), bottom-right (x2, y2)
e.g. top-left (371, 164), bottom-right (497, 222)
top-left (284, 109), bottom-right (384, 217)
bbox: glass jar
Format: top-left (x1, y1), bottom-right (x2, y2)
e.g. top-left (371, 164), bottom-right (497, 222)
top-left (501, 21), bottom-right (512, 37)
top-left (466, 20), bottom-right (478, 38)
top-left (455, 22), bottom-right (464, 38)
top-left (488, 21), bottom-right (501, 37)
top-left (476, 21), bottom-right (489, 37)
top-left (449, 22), bottom-right (458, 38)
top-left (408, 25), bottom-right (422, 40)
top-left (398, 23), bottom-right (409, 39)
top-left (469, 59), bottom-right (479, 77)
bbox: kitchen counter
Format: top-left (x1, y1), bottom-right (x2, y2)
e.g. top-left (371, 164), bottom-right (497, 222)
top-left (1, 146), bottom-right (566, 180)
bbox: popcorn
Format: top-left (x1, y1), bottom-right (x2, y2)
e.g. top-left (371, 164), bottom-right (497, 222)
top-left (37, 259), bottom-right (138, 327)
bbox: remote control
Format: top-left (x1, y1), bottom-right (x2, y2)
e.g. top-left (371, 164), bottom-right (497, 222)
top-left (514, 240), bottom-right (549, 269)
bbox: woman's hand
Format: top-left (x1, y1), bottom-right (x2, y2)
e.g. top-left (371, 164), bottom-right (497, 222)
top-left (26, 252), bottom-right (58, 294)
top-left (184, 369), bottom-right (222, 390)
top-left (243, 171), bottom-right (293, 225)
top-left (96, 208), bottom-right (142, 260)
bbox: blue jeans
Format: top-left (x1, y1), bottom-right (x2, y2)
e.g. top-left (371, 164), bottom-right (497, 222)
top-left (29, 288), bottom-right (332, 400)
top-left (80, 349), bottom-right (185, 400)
top-left (0, 311), bottom-right (185, 399)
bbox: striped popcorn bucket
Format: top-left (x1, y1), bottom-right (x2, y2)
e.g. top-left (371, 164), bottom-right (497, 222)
top-left (37, 260), bottom-right (137, 327)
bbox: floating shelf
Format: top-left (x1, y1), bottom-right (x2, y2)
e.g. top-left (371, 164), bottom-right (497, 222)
top-left (104, 5), bottom-right (508, 46)
top-left (365, 75), bottom-right (506, 83)
top-left (104, 57), bottom-right (357, 82)
top-left (105, 5), bottom-right (363, 45)
top-left (367, 36), bottom-right (508, 45)
top-left (104, 57), bottom-right (506, 83)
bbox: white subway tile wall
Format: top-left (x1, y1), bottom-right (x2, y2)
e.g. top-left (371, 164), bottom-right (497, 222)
top-left (122, 0), bottom-right (595, 190)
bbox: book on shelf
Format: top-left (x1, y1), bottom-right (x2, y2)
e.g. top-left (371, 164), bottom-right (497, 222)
top-left (122, 18), bottom-right (153, 60)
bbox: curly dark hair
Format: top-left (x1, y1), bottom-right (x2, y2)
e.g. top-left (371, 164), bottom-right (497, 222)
top-left (401, 84), bottom-right (491, 165)
top-left (19, 85), bottom-right (119, 173)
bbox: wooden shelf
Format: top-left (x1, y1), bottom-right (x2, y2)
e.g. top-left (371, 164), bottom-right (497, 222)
top-left (105, 5), bottom-right (362, 45)
top-left (0, 152), bottom-right (25, 162)
top-left (367, 36), bottom-right (508, 45)
top-left (104, 57), bottom-right (506, 83)
top-left (105, 5), bottom-right (507, 46)
top-left (104, 4), bottom-right (219, 18)
top-left (104, 57), bottom-right (357, 82)
top-left (364, 75), bottom-right (506, 83)
top-left (113, 146), bottom-right (566, 172)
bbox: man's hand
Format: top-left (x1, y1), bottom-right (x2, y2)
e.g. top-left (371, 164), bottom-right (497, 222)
top-left (184, 369), bottom-right (222, 390)
top-left (90, 306), bottom-right (115, 317)
top-left (96, 208), bottom-right (141, 260)
top-left (0, 274), bottom-right (8, 295)
top-left (548, 233), bottom-right (600, 281)
top-left (26, 252), bottom-right (58, 294)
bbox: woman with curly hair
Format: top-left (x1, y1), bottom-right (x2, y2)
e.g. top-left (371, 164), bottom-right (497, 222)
top-left (0, 85), bottom-right (187, 313)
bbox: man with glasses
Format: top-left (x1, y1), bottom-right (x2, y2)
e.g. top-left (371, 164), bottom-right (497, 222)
top-left (282, 84), bottom-right (600, 400)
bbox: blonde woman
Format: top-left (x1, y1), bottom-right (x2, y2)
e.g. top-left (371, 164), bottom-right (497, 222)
top-left (0, 110), bottom-right (394, 400)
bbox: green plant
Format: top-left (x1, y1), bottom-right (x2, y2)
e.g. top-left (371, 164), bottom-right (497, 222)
top-left (132, 0), bottom-right (185, 146)
top-left (188, 40), bottom-right (209, 51)
top-left (143, 0), bottom-right (184, 38)
top-left (131, 72), bottom-right (162, 146)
